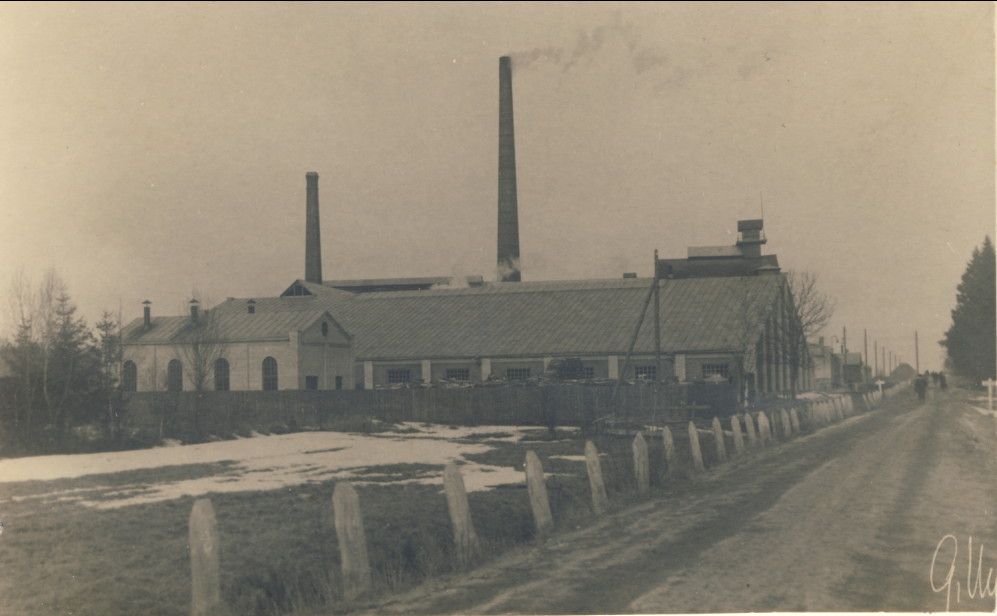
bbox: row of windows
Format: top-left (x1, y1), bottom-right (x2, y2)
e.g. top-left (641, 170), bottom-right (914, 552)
top-left (385, 363), bottom-right (723, 384)
top-left (120, 357), bottom-right (280, 392)
top-left (121, 359), bottom-right (730, 391)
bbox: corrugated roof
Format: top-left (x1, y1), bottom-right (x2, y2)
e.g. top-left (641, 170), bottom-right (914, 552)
top-left (124, 276), bottom-right (784, 360)
top-left (295, 276), bottom-right (783, 360)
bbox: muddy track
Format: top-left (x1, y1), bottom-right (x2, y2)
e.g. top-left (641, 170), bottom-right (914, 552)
top-left (361, 389), bottom-right (997, 614)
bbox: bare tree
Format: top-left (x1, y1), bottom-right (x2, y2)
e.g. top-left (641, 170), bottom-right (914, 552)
top-left (172, 300), bottom-right (228, 440)
top-left (173, 305), bottom-right (228, 393)
top-left (781, 271), bottom-right (835, 397)
top-left (728, 272), bottom-right (834, 403)
top-left (2, 269), bottom-right (106, 445)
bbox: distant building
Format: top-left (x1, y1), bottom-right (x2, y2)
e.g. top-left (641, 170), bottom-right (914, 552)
top-left (809, 338), bottom-right (838, 391)
top-left (656, 219), bottom-right (780, 279)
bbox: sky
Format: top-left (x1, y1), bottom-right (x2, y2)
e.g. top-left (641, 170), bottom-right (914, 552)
top-left (1, 1), bottom-right (993, 372)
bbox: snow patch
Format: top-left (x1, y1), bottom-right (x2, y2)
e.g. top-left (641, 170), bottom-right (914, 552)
top-left (0, 427), bottom-right (552, 509)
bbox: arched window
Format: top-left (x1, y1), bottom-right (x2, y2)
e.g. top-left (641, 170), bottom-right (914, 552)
top-left (262, 357), bottom-right (278, 391)
top-left (122, 360), bottom-right (137, 392)
top-left (214, 358), bottom-right (230, 391)
top-left (167, 359), bottom-right (183, 392)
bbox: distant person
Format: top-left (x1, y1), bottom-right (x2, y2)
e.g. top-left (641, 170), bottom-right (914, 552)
top-left (914, 375), bottom-right (927, 402)
top-left (939, 372), bottom-right (947, 391)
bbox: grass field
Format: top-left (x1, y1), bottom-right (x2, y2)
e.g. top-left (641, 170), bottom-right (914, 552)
top-left (0, 422), bottom-right (713, 616)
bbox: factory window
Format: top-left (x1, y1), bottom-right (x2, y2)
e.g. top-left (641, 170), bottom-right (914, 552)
top-left (167, 360), bottom-right (183, 392)
top-left (335, 376), bottom-right (343, 390)
top-left (634, 365), bottom-right (656, 381)
top-left (262, 357), bottom-right (278, 390)
top-left (122, 361), bottom-right (137, 392)
top-left (506, 368), bottom-right (531, 381)
top-left (582, 366), bottom-right (595, 380)
top-left (445, 368), bottom-right (470, 381)
top-left (387, 369), bottom-right (411, 384)
top-left (305, 375), bottom-right (318, 390)
top-left (702, 363), bottom-right (730, 380)
top-left (214, 359), bottom-right (230, 391)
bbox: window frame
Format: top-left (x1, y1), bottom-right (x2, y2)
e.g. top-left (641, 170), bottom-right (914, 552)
top-left (445, 367), bottom-right (471, 381)
top-left (262, 357), bottom-right (279, 391)
top-left (122, 360), bottom-right (137, 392)
top-left (167, 359), bottom-right (183, 392)
top-left (214, 358), bottom-right (230, 391)
top-left (506, 367), bottom-right (531, 381)
top-left (702, 363), bottom-right (730, 380)
top-left (387, 368), bottom-right (411, 384)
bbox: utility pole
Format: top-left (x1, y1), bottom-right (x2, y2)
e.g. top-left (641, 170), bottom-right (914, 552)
top-left (915, 330), bottom-right (920, 374)
top-left (863, 329), bottom-right (868, 382)
top-left (653, 249), bottom-right (662, 416)
top-left (874, 341), bottom-right (878, 378)
top-left (842, 326), bottom-right (848, 389)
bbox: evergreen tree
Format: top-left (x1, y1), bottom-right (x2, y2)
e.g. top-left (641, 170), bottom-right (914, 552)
top-left (941, 236), bottom-right (996, 384)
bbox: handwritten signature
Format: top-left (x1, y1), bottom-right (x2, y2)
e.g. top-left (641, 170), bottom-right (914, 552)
top-left (931, 534), bottom-right (996, 611)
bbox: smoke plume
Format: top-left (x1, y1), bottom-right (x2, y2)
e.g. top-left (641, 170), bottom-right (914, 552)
top-left (507, 18), bottom-right (670, 74)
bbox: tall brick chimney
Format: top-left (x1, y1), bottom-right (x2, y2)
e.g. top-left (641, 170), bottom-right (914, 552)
top-left (497, 56), bottom-right (521, 282)
top-left (305, 172), bottom-right (323, 284)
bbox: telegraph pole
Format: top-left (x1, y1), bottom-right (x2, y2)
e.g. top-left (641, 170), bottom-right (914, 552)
top-left (653, 250), bottom-right (662, 414)
top-left (842, 326), bottom-right (848, 389)
top-left (874, 341), bottom-right (878, 378)
top-left (863, 329), bottom-right (868, 382)
top-left (915, 330), bottom-right (920, 374)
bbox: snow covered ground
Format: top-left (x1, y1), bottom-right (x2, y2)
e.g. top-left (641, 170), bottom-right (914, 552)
top-left (0, 424), bottom-right (574, 509)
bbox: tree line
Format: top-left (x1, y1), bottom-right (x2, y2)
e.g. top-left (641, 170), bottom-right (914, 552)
top-left (0, 270), bottom-right (123, 454)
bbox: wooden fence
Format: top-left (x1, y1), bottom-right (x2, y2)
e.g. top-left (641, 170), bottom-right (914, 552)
top-left (185, 383), bottom-right (909, 614)
top-left (121, 382), bottom-right (736, 441)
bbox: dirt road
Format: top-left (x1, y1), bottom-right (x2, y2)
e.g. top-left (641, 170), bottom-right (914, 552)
top-left (365, 387), bottom-right (997, 614)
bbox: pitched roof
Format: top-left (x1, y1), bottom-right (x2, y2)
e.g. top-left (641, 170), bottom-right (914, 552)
top-left (124, 275), bottom-right (785, 359)
top-left (281, 275), bottom-right (783, 360)
top-left (121, 302), bottom-right (341, 345)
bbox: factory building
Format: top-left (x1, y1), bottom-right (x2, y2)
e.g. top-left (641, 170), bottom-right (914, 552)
top-left (120, 56), bottom-right (812, 398)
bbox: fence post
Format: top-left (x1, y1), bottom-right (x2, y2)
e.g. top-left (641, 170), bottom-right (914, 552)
top-left (332, 482), bottom-right (371, 601)
top-left (711, 416), bottom-right (727, 462)
top-left (189, 498), bottom-right (223, 616)
top-left (661, 426), bottom-right (676, 479)
top-left (789, 407), bottom-right (800, 435)
top-left (632, 433), bottom-right (649, 496)
top-left (443, 463), bottom-right (480, 570)
top-left (688, 421), bottom-right (705, 472)
top-left (525, 451), bottom-right (554, 539)
top-left (757, 412), bottom-right (771, 445)
top-left (730, 415), bottom-right (744, 455)
top-left (584, 441), bottom-right (609, 515)
top-left (743, 413), bottom-right (757, 447)
top-left (781, 409), bottom-right (792, 438)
